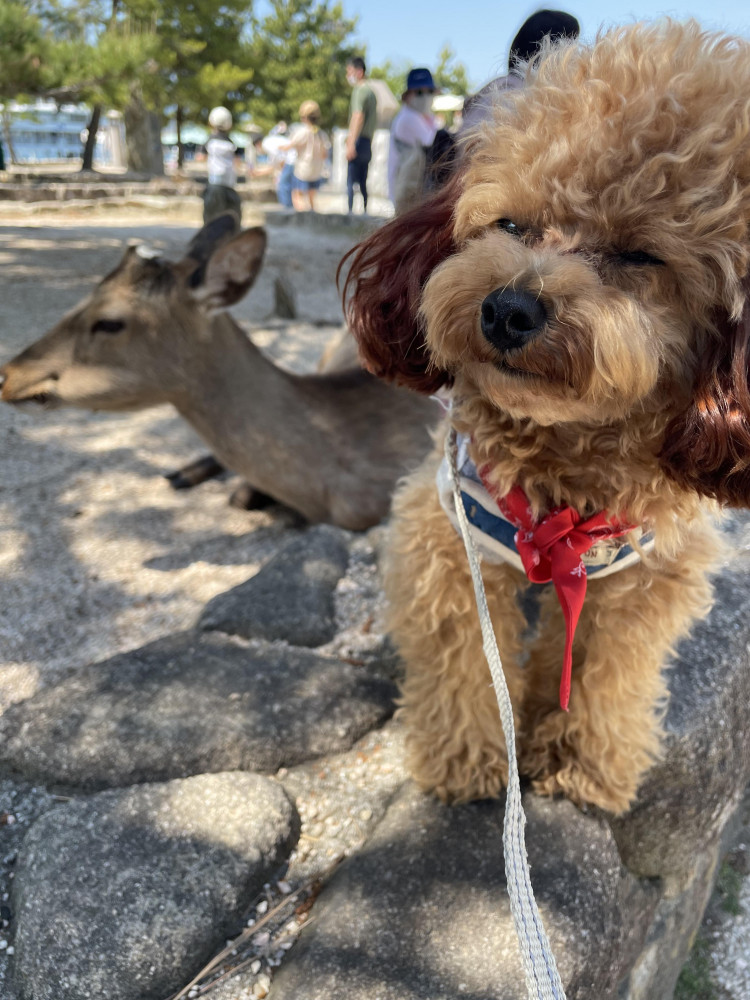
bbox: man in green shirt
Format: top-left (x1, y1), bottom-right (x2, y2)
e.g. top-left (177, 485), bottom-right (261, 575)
top-left (346, 56), bottom-right (377, 213)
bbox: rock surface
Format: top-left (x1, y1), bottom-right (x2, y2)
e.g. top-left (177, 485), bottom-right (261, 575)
top-left (11, 772), bottom-right (299, 1000)
top-left (270, 784), bottom-right (658, 1000)
top-left (611, 564), bottom-right (750, 885)
top-left (199, 525), bottom-right (351, 646)
top-left (0, 630), bottom-right (397, 790)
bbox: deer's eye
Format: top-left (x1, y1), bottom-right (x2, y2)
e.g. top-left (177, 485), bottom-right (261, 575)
top-left (496, 218), bottom-right (523, 237)
top-left (91, 319), bottom-right (125, 334)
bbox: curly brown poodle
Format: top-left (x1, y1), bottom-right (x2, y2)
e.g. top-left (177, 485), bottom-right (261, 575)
top-left (342, 20), bottom-right (750, 815)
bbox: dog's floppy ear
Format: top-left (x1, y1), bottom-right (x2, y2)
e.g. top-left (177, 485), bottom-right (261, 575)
top-left (660, 282), bottom-right (750, 506)
top-left (339, 171), bottom-right (462, 393)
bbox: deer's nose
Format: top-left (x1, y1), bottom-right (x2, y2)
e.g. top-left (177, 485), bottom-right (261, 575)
top-left (480, 288), bottom-right (547, 353)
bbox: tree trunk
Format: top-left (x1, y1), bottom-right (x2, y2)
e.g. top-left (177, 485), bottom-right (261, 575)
top-left (123, 93), bottom-right (164, 176)
top-left (176, 104), bottom-right (184, 168)
top-left (1, 112), bottom-right (17, 165)
top-left (81, 104), bottom-right (102, 172)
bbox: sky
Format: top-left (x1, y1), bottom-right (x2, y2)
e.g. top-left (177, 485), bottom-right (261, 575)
top-left (341, 0), bottom-right (750, 91)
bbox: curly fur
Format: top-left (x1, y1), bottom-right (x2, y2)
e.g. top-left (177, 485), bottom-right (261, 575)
top-left (344, 21), bottom-right (750, 814)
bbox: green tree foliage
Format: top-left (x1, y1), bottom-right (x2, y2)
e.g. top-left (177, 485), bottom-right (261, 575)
top-left (41, 0), bottom-right (253, 121)
top-left (36, 0), bottom-right (164, 169)
top-left (370, 59), bottom-right (408, 103)
top-left (34, 0), bottom-right (255, 169)
top-left (47, 7), bottom-right (162, 110)
top-left (0, 1), bottom-right (60, 162)
top-left (131, 0), bottom-right (254, 123)
top-left (0, 2), bottom-right (50, 103)
top-left (244, 0), bottom-right (358, 132)
top-left (433, 45), bottom-right (470, 96)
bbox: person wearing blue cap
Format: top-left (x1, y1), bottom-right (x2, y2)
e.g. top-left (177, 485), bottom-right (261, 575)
top-left (388, 67), bottom-right (439, 211)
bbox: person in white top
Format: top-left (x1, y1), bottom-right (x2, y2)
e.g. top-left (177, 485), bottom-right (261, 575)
top-left (279, 101), bottom-right (331, 212)
top-left (203, 106), bottom-right (242, 224)
top-left (388, 68), bottom-right (439, 212)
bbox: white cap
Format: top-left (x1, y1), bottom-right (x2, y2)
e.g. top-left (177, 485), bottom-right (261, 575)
top-left (208, 106), bottom-right (232, 131)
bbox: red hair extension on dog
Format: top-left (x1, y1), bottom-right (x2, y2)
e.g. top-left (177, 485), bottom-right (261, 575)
top-left (660, 287), bottom-right (750, 506)
top-left (338, 171), bottom-right (464, 394)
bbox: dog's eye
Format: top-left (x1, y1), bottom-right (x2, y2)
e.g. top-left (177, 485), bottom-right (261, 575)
top-left (617, 250), bottom-right (665, 267)
top-left (91, 319), bottom-right (125, 334)
top-left (496, 219), bottom-right (523, 237)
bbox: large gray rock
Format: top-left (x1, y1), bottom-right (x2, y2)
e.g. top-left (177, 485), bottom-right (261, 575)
top-left (611, 566), bottom-right (750, 884)
top-left (620, 847), bottom-right (721, 1000)
top-left (199, 526), bottom-right (350, 646)
top-left (270, 783), bottom-right (658, 1000)
top-left (267, 538), bottom-right (750, 1000)
top-left (0, 631), bottom-right (397, 791)
top-left (11, 772), bottom-right (299, 1000)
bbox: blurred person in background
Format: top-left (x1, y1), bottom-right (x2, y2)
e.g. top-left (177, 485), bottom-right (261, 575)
top-left (203, 105), bottom-right (242, 224)
top-left (279, 101), bottom-right (331, 212)
top-left (388, 67), bottom-right (439, 213)
top-left (345, 56), bottom-right (377, 214)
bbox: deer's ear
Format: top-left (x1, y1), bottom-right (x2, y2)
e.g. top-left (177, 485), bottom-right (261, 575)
top-left (189, 227), bottom-right (267, 311)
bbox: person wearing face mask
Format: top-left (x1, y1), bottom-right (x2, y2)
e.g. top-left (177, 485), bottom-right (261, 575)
top-left (388, 67), bottom-right (439, 212)
top-left (345, 56), bottom-right (378, 213)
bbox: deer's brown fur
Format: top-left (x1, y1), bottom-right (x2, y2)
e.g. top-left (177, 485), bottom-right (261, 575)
top-left (0, 217), bottom-right (436, 530)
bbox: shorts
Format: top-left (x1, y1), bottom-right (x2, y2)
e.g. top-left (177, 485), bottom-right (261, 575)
top-left (292, 177), bottom-right (324, 191)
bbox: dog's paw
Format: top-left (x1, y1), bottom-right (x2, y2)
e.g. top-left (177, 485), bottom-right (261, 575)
top-left (531, 765), bottom-right (634, 814)
top-left (434, 764), bottom-right (509, 804)
top-left (409, 746), bottom-right (509, 804)
top-left (521, 726), bottom-right (636, 814)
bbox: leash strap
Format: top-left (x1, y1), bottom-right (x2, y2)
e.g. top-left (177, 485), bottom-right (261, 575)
top-left (446, 427), bottom-right (567, 1000)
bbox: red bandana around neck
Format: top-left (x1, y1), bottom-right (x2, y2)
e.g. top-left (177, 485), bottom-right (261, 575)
top-left (477, 472), bottom-right (636, 711)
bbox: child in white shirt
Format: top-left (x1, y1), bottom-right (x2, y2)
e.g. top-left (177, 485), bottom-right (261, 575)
top-left (203, 106), bottom-right (242, 224)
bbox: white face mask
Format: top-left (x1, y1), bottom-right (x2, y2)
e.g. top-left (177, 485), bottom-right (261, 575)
top-left (407, 93), bottom-right (433, 114)
top-left (347, 72), bottom-right (358, 86)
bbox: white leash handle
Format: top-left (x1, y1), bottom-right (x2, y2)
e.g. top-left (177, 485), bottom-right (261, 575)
top-left (446, 427), bottom-right (567, 1000)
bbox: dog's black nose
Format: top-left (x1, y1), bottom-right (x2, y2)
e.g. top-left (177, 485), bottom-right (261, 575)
top-left (480, 288), bottom-right (547, 353)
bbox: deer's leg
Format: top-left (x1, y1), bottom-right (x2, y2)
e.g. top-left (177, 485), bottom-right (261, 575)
top-left (165, 454), bottom-right (225, 489)
top-left (228, 482), bottom-right (276, 511)
top-left (166, 456), bottom-right (278, 513)
top-left (386, 461), bottom-right (527, 803)
top-left (520, 521), bottom-right (719, 814)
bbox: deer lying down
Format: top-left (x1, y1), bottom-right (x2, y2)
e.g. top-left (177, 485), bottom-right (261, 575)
top-left (166, 318), bottom-right (364, 505)
top-left (0, 217), bottom-right (437, 531)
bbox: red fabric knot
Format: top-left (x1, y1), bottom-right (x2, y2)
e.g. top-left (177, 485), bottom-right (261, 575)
top-left (477, 470), bottom-right (635, 711)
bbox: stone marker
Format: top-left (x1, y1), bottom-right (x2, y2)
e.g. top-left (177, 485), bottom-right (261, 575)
top-left (273, 272), bottom-right (297, 319)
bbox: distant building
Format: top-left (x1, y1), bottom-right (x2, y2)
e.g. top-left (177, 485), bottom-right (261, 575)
top-left (2, 101), bottom-right (126, 166)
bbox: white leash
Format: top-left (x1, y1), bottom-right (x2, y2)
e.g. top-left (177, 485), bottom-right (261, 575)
top-left (446, 427), bottom-right (567, 1000)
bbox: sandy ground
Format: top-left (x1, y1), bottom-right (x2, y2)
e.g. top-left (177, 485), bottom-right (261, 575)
top-left (0, 203), bottom-right (360, 714)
